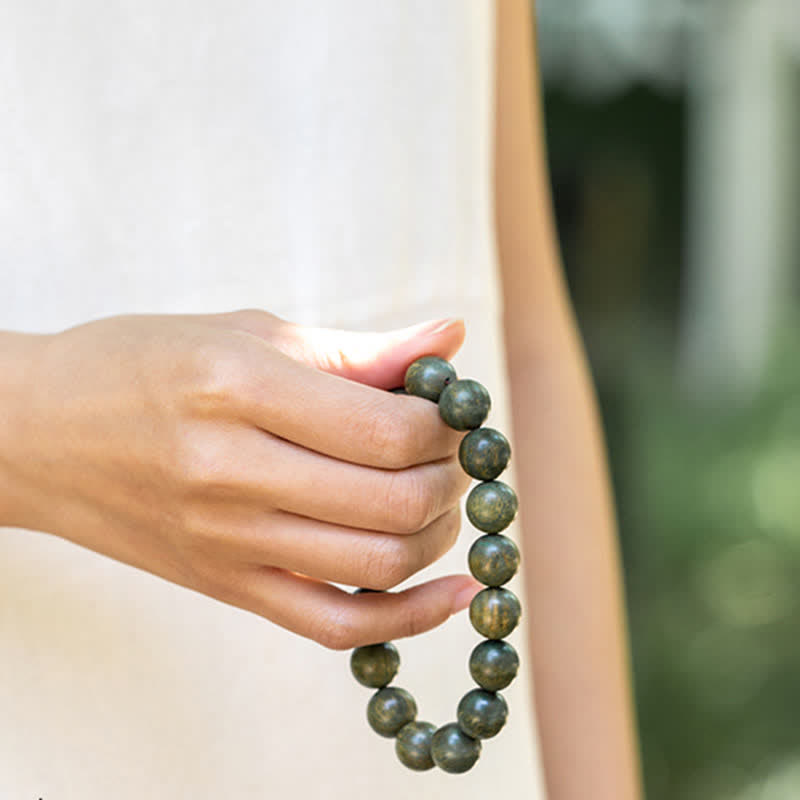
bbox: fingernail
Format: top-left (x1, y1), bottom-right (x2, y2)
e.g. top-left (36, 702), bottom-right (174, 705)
top-left (451, 582), bottom-right (480, 615)
top-left (427, 318), bottom-right (461, 335)
top-left (409, 317), bottom-right (459, 336)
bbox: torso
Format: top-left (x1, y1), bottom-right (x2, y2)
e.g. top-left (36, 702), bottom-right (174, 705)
top-left (0, 2), bottom-right (544, 796)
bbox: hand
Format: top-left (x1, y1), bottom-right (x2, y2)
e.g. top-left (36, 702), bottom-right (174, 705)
top-left (2, 310), bottom-right (479, 648)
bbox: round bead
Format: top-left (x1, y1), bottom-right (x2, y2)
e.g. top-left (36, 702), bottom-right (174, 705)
top-left (469, 588), bottom-right (522, 639)
top-left (358, 367), bottom-right (523, 765)
top-left (430, 723), bottom-right (481, 774)
top-left (395, 721), bottom-right (436, 771)
top-left (469, 639), bottom-right (520, 691)
top-left (458, 428), bottom-right (511, 481)
top-left (404, 356), bottom-right (457, 402)
top-left (468, 534), bottom-right (520, 586)
top-left (350, 643), bottom-right (400, 688)
top-left (367, 687), bottom-right (417, 738)
top-left (466, 481), bottom-right (518, 533)
top-left (457, 689), bottom-right (509, 739)
top-left (438, 379), bottom-right (491, 431)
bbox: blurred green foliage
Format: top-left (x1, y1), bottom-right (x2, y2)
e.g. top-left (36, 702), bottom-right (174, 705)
top-left (627, 336), bottom-right (800, 800)
top-left (545, 85), bottom-right (800, 799)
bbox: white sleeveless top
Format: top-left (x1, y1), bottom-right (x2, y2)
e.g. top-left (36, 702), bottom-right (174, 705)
top-left (0, 2), bottom-right (546, 797)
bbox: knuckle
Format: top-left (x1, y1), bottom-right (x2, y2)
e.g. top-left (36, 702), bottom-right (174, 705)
top-left (175, 504), bottom-right (239, 558)
top-left (186, 345), bottom-right (252, 415)
top-left (174, 501), bottom-right (213, 543)
top-left (366, 538), bottom-right (415, 591)
top-left (389, 472), bottom-right (436, 534)
top-left (168, 507), bottom-right (230, 576)
top-left (173, 432), bottom-right (238, 498)
top-left (359, 402), bottom-right (417, 468)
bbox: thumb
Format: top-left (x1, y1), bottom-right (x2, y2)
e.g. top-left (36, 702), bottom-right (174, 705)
top-left (286, 317), bottom-right (466, 389)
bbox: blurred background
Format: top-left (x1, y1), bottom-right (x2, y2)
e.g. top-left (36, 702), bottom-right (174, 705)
top-left (536, 1), bottom-right (800, 798)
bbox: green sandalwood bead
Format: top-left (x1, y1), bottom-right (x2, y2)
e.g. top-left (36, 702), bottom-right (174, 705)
top-left (350, 642), bottom-right (400, 689)
top-left (430, 723), bottom-right (481, 774)
top-left (469, 639), bottom-right (520, 691)
top-left (468, 534), bottom-right (520, 586)
top-left (466, 481), bottom-right (518, 533)
top-left (404, 356), bottom-right (457, 402)
top-left (457, 689), bottom-right (509, 739)
top-left (469, 587), bottom-right (522, 639)
top-left (438, 379), bottom-right (490, 431)
top-left (395, 721), bottom-right (436, 771)
top-left (367, 687), bottom-right (417, 738)
top-left (458, 427), bottom-right (511, 481)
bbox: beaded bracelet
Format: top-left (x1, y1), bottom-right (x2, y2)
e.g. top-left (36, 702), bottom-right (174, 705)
top-left (349, 356), bottom-right (521, 774)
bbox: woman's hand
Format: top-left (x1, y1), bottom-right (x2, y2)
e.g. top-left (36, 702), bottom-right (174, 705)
top-left (0, 310), bottom-right (478, 648)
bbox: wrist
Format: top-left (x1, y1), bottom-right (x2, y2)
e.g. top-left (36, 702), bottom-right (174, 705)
top-left (0, 330), bottom-right (52, 528)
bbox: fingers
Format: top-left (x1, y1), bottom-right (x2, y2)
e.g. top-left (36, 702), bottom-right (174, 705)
top-left (225, 569), bottom-right (481, 650)
top-left (263, 440), bottom-right (471, 534)
top-left (233, 340), bottom-right (464, 469)
top-left (185, 426), bottom-right (471, 534)
top-left (225, 310), bottom-right (466, 389)
top-left (211, 507), bottom-right (463, 590)
top-left (282, 318), bottom-right (466, 389)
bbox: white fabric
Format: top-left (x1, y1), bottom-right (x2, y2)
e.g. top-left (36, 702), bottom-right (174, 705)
top-left (0, 2), bottom-right (546, 797)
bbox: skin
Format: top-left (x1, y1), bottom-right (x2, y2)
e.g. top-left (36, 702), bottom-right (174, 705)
top-left (0, 1), bottom-right (642, 795)
top-left (0, 313), bottom-right (477, 650)
top-left (495, 1), bottom-right (643, 797)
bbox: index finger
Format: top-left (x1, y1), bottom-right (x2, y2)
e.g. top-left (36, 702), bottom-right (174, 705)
top-left (238, 343), bottom-right (464, 469)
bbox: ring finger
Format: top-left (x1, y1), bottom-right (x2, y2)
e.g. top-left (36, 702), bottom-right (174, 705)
top-left (198, 505), bottom-right (463, 590)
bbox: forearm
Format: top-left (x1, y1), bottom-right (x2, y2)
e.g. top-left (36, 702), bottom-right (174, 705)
top-left (493, 2), bottom-right (642, 793)
top-left (0, 330), bottom-right (48, 528)
top-left (506, 314), bottom-right (642, 800)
